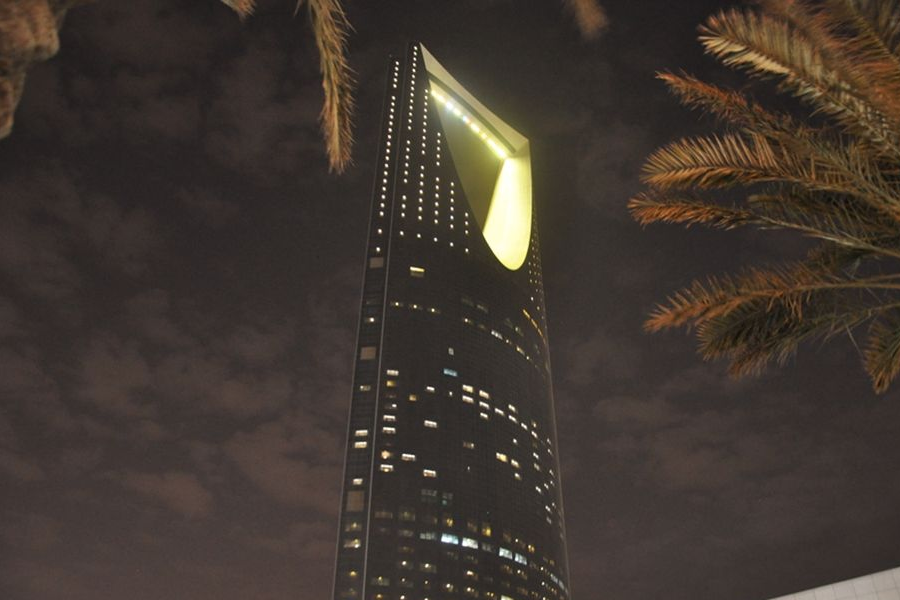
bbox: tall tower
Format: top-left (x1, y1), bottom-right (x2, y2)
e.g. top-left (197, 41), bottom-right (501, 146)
top-left (332, 43), bottom-right (571, 600)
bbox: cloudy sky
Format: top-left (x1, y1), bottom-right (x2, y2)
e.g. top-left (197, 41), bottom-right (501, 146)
top-left (2, 1), bottom-right (899, 599)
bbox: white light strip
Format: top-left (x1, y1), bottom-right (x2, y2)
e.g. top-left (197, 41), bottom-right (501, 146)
top-left (430, 87), bottom-right (509, 159)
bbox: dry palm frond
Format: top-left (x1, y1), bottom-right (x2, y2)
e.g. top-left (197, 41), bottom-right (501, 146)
top-left (637, 2), bottom-right (900, 396)
top-left (629, 192), bottom-right (755, 229)
top-left (658, 72), bottom-right (792, 132)
top-left (701, 7), bottom-right (900, 157)
top-left (563, 0), bottom-right (609, 39)
top-left (304, 0), bottom-right (355, 173)
top-left (221, 0), bottom-right (256, 19)
top-left (220, 0), bottom-right (354, 173)
top-left (865, 311), bottom-right (900, 392)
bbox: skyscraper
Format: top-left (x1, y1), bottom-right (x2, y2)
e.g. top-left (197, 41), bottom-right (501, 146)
top-left (332, 43), bottom-right (571, 600)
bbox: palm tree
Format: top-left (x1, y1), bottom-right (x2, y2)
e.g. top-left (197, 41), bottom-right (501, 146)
top-left (629, 0), bottom-right (900, 393)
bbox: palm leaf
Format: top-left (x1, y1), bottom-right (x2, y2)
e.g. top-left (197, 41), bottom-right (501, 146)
top-left (305, 0), bottom-right (355, 173)
top-left (701, 8), bottom-right (900, 156)
top-left (865, 311), bottom-right (900, 392)
top-left (563, 0), bottom-right (609, 39)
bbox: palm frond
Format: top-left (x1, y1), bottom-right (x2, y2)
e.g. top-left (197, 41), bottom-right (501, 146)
top-left (701, 8), bottom-right (900, 156)
top-left (658, 72), bottom-right (795, 132)
top-left (563, 0), bottom-right (609, 39)
top-left (643, 133), bottom-right (781, 190)
top-left (864, 311), bottom-right (900, 392)
top-left (306, 0), bottom-right (355, 173)
top-left (636, 1), bottom-right (900, 393)
top-left (628, 192), bottom-right (756, 229)
top-left (221, 0), bottom-right (256, 19)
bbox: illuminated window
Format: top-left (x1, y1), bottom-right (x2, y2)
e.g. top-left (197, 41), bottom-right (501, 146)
top-left (463, 441), bottom-right (475, 449)
top-left (462, 395), bottom-right (474, 404)
top-left (353, 441), bottom-right (368, 449)
top-left (401, 453), bottom-right (416, 461)
top-left (462, 537), bottom-right (478, 549)
top-left (424, 420), bottom-right (438, 429)
top-left (385, 380), bottom-right (397, 388)
top-left (386, 369), bottom-right (400, 376)
top-left (383, 415), bottom-right (396, 422)
top-left (344, 538), bottom-right (362, 549)
top-left (409, 266), bottom-right (425, 277)
top-left (441, 533), bottom-right (459, 545)
top-left (462, 384), bottom-right (474, 393)
top-left (352, 478), bottom-right (364, 486)
top-left (382, 427), bottom-right (396, 434)
top-left (358, 384), bottom-right (371, 391)
top-left (443, 368), bottom-right (458, 377)
top-left (354, 429), bottom-right (368, 437)
top-left (380, 464), bottom-right (394, 473)
top-left (423, 469), bottom-right (437, 478)
top-left (408, 394), bottom-right (418, 402)
top-left (496, 452), bottom-right (508, 463)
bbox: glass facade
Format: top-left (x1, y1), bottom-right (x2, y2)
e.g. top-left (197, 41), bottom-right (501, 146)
top-left (332, 43), bottom-right (570, 600)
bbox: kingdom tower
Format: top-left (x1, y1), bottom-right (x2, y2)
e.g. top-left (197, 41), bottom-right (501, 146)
top-left (332, 43), bottom-right (571, 600)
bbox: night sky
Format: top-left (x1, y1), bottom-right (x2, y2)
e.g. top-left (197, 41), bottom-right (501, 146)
top-left (2, 1), bottom-right (899, 599)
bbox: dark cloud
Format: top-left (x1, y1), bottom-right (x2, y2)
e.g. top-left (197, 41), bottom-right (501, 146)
top-left (119, 470), bottom-right (214, 519)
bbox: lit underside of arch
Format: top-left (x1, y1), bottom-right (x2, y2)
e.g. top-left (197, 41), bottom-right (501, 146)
top-left (422, 45), bottom-right (532, 271)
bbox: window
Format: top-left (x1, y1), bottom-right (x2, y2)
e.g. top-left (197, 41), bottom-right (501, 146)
top-left (478, 390), bottom-right (490, 399)
top-left (423, 469), bottom-right (437, 478)
top-left (345, 491), bottom-right (364, 512)
top-left (345, 521), bottom-right (362, 532)
top-left (462, 537), bottom-right (479, 549)
top-left (360, 346), bottom-right (377, 360)
top-left (419, 531), bottom-right (437, 540)
top-left (496, 453), bottom-right (508, 463)
top-left (441, 533), bottom-right (459, 545)
top-left (463, 441), bottom-right (475, 449)
top-left (385, 380), bottom-right (397, 388)
top-left (443, 368), bottom-right (458, 377)
top-left (344, 538), bottom-right (362, 549)
top-left (424, 420), bottom-right (438, 429)
top-left (462, 384), bottom-right (474, 393)
top-left (383, 415), bottom-right (396, 422)
top-left (386, 369), bottom-right (400, 376)
top-left (462, 395), bottom-right (474, 404)
top-left (409, 266), bottom-right (425, 277)
top-left (358, 384), bottom-right (372, 392)
top-left (352, 478), bottom-right (364, 486)
top-left (354, 429), bottom-right (368, 437)
top-left (499, 547), bottom-right (513, 559)
top-left (408, 394), bottom-right (418, 402)
top-left (401, 453), bottom-right (416, 461)
top-left (380, 464), bottom-right (394, 472)
top-left (353, 441), bottom-right (367, 449)
top-left (369, 257), bottom-right (384, 268)
top-left (382, 427), bottom-right (396, 434)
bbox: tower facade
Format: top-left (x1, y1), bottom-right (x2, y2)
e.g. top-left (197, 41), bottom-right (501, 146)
top-left (332, 43), bottom-right (571, 600)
